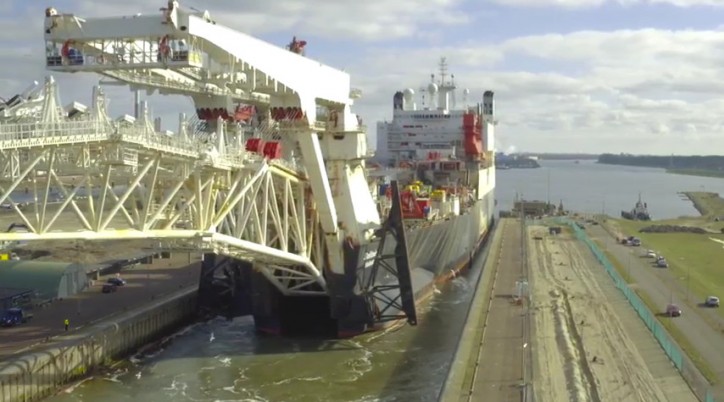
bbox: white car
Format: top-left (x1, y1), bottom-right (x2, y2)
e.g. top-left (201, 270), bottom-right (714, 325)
top-left (705, 296), bottom-right (720, 307)
top-left (645, 249), bottom-right (656, 258)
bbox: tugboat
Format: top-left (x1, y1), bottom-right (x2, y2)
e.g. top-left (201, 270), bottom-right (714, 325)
top-left (621, 194), bottom-right (651, 220)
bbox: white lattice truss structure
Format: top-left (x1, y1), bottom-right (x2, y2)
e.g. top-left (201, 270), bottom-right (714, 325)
top-left (0, 78), bottom-right (328, 296)
top-left (0, 2), bottom-right (383, 296)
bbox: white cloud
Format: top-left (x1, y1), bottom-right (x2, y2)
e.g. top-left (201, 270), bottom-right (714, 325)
top-left (488, 0), bottom-right (606, 6)
top-left (349, 28), bottom-right (724, 153)
top-left (488, 0), bottom-right (724, 7)
top-left (4, 1), bottom-right (724, 153)
top-left (72, 0), bottom-right (470, 41)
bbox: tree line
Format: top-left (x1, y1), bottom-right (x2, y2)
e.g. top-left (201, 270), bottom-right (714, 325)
top-left (597, 154), bottom-right (724, 171)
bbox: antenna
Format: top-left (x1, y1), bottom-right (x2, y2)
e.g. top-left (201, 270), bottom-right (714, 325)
top-left (439, 57), bottom-right (448, 85)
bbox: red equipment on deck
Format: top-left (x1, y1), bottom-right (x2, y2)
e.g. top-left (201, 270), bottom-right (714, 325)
top-left (234, 105), bottom-right (255, 122)
top-left (400, 191), bottom-right (425, 219)
top-left (245, 138), bottom-right (263, 153)
top-left (463, 112), bottom-right (483, 157)
top-left (262, 141), bottom-right (282, 159)
top-left (287, 36), bottom-right (307, 55)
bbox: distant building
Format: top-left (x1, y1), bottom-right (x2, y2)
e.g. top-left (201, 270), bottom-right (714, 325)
top-left (0, 287), bottom-right (33, 314)
top-left (0, 261), bottom-right (88, 301)
top-left (513, 200), bottom-right (555, 217)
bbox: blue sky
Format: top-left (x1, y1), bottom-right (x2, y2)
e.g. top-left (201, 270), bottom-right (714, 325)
top-left (3, 0), bottom-right (724, 154)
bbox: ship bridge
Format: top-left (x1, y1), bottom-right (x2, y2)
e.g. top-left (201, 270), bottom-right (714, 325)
top-left (0, 2), bottom-right (384, 298)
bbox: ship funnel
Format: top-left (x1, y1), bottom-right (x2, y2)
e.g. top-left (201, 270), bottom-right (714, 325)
top-left (483, 90), bottom-right (494, 116)
top-left (393, 91), bottom-right (404, 111)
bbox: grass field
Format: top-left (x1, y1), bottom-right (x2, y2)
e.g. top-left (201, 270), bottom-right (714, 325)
top-left (610, 218), bottom-right (724, 320)
top-left (667, 168), bottom-right (724, 179)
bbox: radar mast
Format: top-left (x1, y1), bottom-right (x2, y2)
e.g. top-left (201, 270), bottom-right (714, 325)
top-left (437, 57), bottom-right (456, 110)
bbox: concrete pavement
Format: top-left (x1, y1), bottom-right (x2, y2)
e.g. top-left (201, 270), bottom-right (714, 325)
top-left (466, 219), bottom-right (526, 402)
top-left (439, 219), bottom-right (527, 402)
top-left (0, 252), bottom-right (200, 360)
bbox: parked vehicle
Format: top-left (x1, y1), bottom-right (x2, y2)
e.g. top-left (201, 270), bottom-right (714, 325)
top-left (705, 296), bottom-right (720, 307)
top-left (107, 277), bottom-right (126, 286)
top-left (0, 308), bottom-right (33, 327)
top-left (666, 303), bottom-right (682, 317)
top-left (645, 249), bottom-right (656, 258)
top-left (102, 283), bottom-right (118, 293)
top-left (656, 257), bottom-right (668, 268)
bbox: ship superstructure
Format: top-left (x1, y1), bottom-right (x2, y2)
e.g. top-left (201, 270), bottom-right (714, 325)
top-left (376, 58), bottom-right (495, 167)
top-left (371, 58), bottom-right (496, 229)
top-left (355, 59), bottom-right (497, 335)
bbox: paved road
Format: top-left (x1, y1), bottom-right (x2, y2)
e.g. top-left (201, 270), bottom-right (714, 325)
top-left (586, 224), bottom-right (724, 397)
top-left (0, 252), bottom-right (200, 360)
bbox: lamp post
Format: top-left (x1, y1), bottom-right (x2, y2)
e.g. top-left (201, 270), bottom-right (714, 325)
top-left (546, 168), bottom-right (551, 208)
top-left (626, 251), bottom-right (631, 281)
top-left (687, 265), bottom-right (690, 302)
top-left (681, 257), bottom-right (690, 302)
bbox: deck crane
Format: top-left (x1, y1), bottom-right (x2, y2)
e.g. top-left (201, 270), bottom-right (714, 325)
top-left (0, 2), bottom-right (419, 337)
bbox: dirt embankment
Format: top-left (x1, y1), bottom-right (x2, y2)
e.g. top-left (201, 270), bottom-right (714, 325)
top-left (528, 226), bottom-right (683, 402)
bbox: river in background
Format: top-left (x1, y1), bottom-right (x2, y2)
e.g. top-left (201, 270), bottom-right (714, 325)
top-left (47, 160), bottom-right (724, 402)
top-left (497, 160), bottom-right (724, 219)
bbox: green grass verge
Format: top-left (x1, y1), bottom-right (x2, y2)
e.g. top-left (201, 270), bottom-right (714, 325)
top-left (667, 168), bottom-right (724, 179)
top-left (611, 219), bottom-right (724, 321)
top-left (590, 237), bottom-right (719, 385)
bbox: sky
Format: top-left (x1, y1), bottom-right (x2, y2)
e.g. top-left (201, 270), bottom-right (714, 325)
top-left (3, 0), bottom-right (724, 154)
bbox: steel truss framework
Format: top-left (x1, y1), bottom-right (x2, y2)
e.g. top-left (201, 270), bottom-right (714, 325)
top-left (0, 79), bottom-right (326, 295)
top-left (357, 181), bottom-right (417, 326)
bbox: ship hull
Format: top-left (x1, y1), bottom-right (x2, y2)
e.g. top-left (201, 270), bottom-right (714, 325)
top-left (200, 178), bottom-right (496, 339)
top-left (329, 186), bottom-right (496, 337)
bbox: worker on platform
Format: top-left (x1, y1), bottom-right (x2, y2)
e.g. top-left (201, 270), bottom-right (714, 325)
top-left (64, 318), bottom-right (69, 331)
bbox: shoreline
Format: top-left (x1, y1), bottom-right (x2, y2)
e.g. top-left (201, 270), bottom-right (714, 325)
top-left (679, 191), bottom-right (724, 219)
top-left (681, 192), bottom-right (709, 217)
top-left (667, 168), bottom-right (724, 179)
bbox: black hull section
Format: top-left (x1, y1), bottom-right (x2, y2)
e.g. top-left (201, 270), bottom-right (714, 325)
top-left (196, 255), bottom-right (338, 337)
top-left (329, 191), bottom-right (496, 337)
top-left (196, 191), bottom-right (495, 338)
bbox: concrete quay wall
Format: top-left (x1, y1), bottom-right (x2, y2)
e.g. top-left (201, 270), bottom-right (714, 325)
top-left (0, 287), bottom-right (197, 402)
